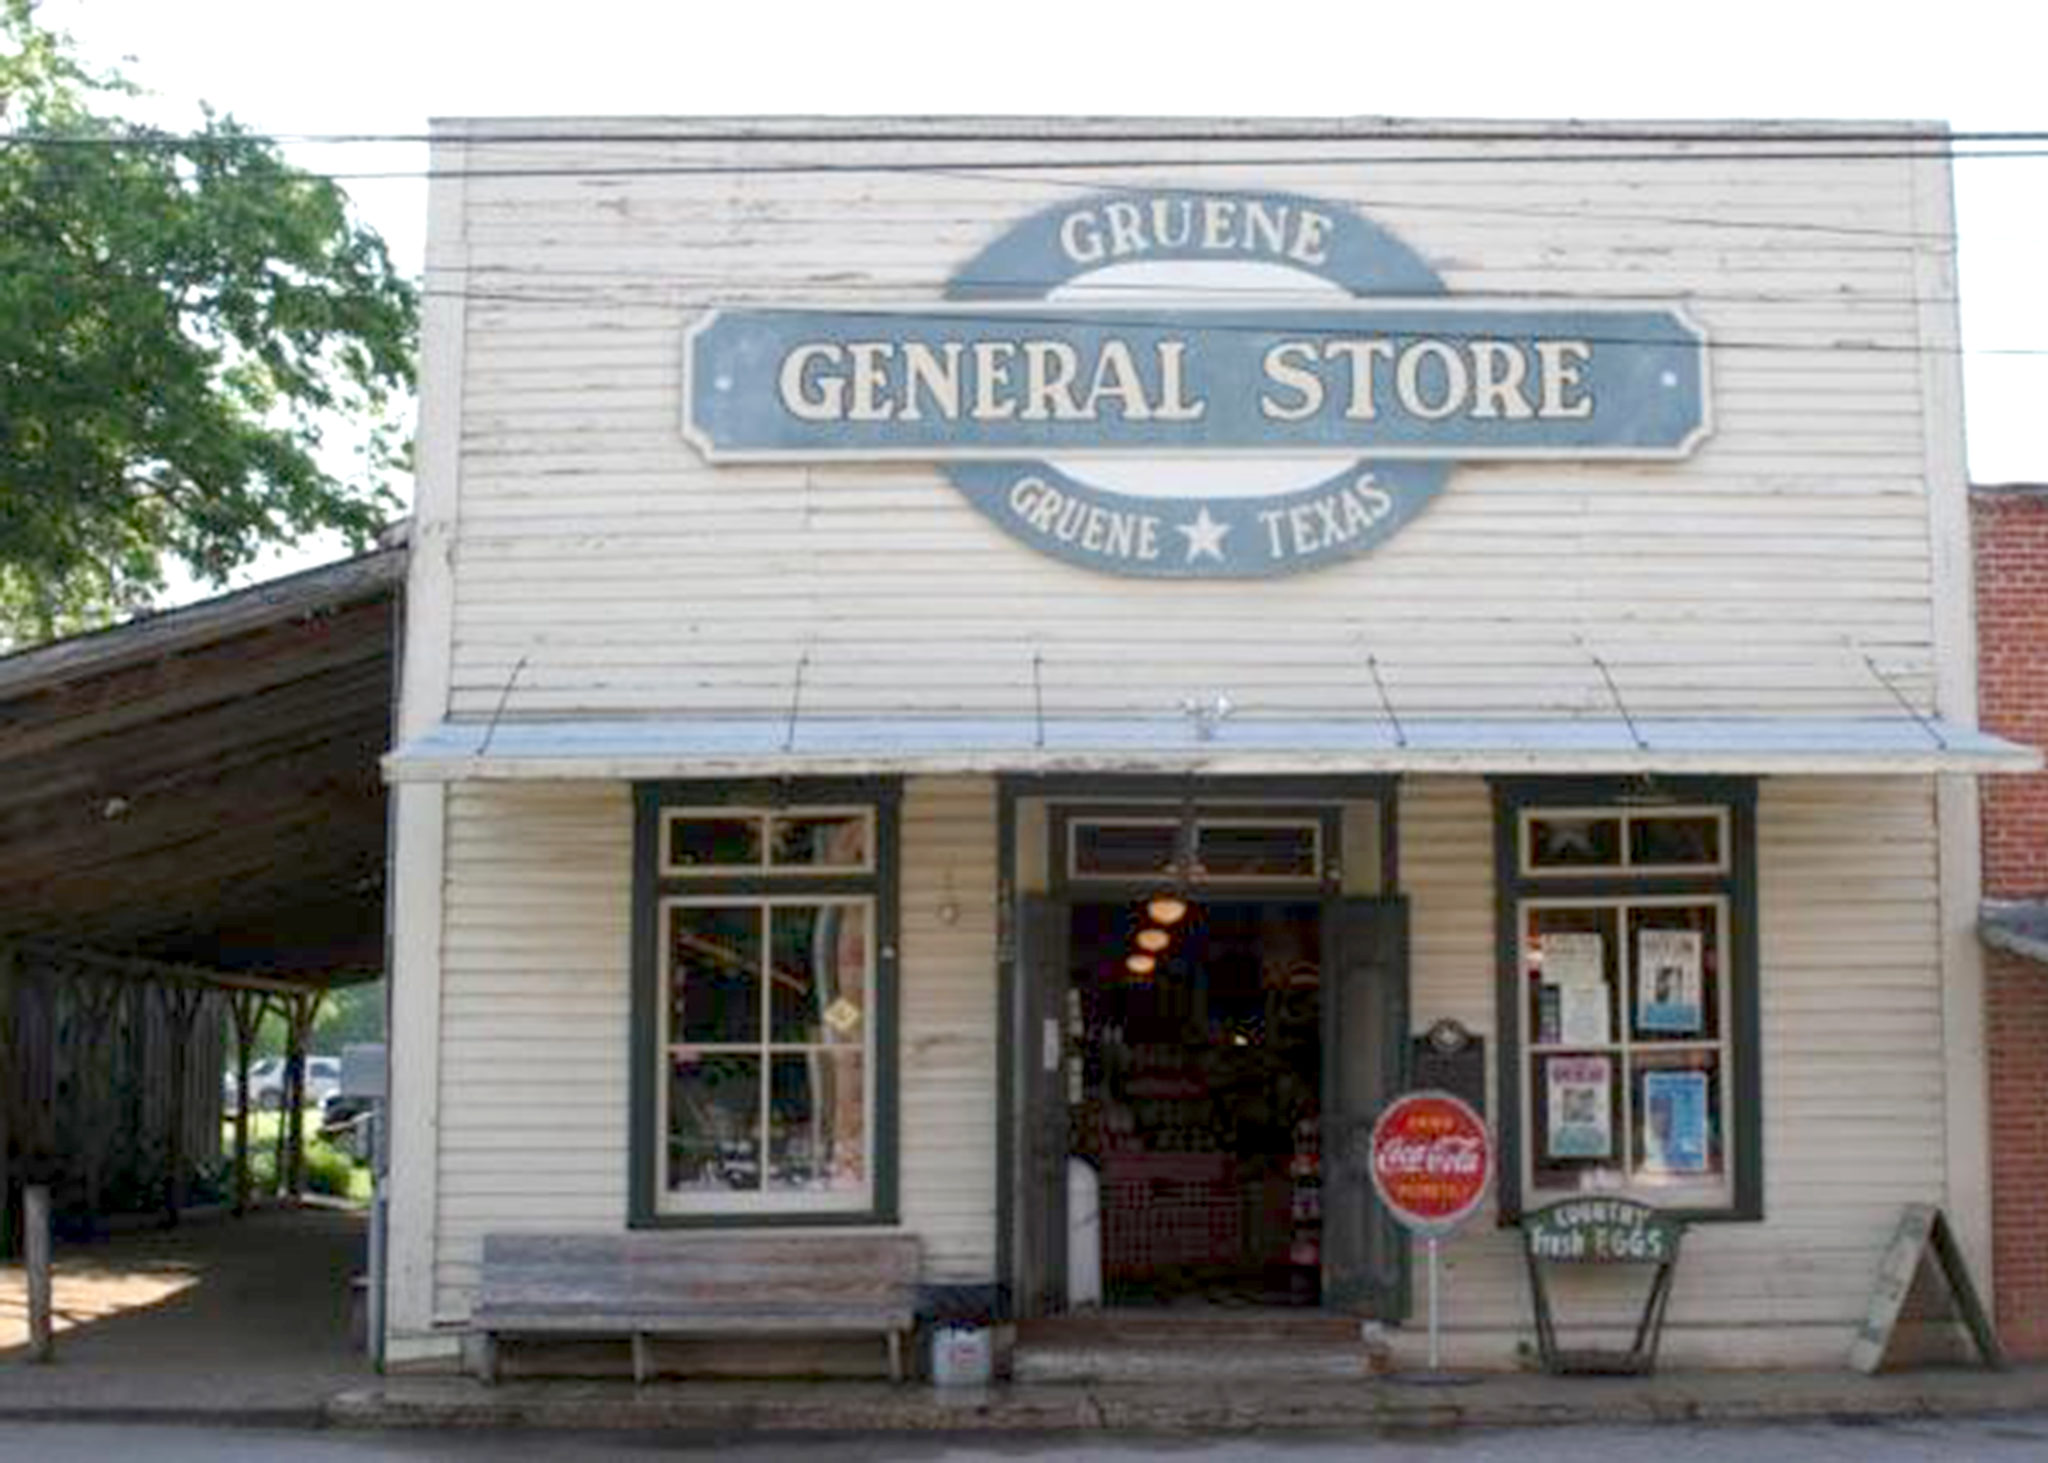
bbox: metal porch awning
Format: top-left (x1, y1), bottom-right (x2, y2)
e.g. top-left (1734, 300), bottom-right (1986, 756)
top-left (385, 713), bottom-right (2040, 783)
top-left (1981, 901), bottom-right (2048, 966)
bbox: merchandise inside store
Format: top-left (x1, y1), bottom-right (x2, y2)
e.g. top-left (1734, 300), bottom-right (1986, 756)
top-left (1069, 899), bottom-right (1324, 1307)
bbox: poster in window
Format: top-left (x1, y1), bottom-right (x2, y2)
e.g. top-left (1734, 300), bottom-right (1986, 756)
top-left (1545, 1055), bottom-right (1612, 1159)
top-left (1558, 983), bottom-right (1610, 1046)
top-left (1636, 929), bottom-right (1703, 1034)
top-left (1642, 1069), bottom-right (1710, 1174)
top-left (1541, 931), bottom-right (1604, 988)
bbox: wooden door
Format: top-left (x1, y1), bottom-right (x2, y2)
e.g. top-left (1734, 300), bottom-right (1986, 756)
top-left (1014, 894), bottom-right (1071, 1317)
top-left (1320, 895), bottom-right (1411, 1317)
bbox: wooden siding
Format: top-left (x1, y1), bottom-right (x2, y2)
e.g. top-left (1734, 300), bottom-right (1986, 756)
top-left (427, 776), bottom-right (997, 1319)
top-left (426, 125), bottom-right (1952, 730)
top-left (1403, 774), bottom-right (1948, 1366)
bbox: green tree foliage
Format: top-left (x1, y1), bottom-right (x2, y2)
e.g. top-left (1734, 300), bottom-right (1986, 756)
top-left (0, 2), bottom-right (416, 646)
top-left (244, 982), bottom-right (385, 1062)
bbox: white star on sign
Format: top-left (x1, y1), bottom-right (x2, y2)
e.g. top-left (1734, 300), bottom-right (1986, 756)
top-left (1177, 508), bottom-right (1230, 563)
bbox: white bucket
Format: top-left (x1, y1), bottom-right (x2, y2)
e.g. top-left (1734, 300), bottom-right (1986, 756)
top-left (930, 1323), bottom-right (993, 1387)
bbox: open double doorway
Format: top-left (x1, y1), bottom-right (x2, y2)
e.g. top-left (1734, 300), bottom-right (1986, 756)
top-left (1012, 792), bottom-right (1411, 1322)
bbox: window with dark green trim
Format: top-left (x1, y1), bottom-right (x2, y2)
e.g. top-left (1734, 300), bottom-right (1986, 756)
top-left (1492, 777), bottom-right (1761, 1224)
top-left (631, 780), bottom-right (900, 1227)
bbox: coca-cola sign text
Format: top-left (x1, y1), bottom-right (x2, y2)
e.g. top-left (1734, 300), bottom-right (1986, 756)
top-left (1370, 1091), bottom-right (1492, 1234)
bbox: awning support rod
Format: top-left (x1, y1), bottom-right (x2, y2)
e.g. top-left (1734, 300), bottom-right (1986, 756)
top-left (1583, 643), bottom-right (1649, 751)
top-left (1366, 651), bottom-right (1408, 749)
top-left (1031, 651), bottom-right (1046, 750)
top-left (1857, 645), bottom-right (1949, 750)
top-left (784, 648), bottom-right (810, 752)
top-left (478, 652), bottom-right (529, 757)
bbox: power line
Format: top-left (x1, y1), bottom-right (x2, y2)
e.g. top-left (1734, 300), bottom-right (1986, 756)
top-left (426, 264), bottom-right (1977, 311)
top-left (413, 286), bottom-right (2048, 356)
top-left (9, 124), bottom-right (2048, 147)
top-left (7, 135), bottom-right (2048, 184)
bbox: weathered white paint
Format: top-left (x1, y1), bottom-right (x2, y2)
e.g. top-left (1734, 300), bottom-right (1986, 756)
top-left (388, 120), bottom-right (2000, 1367)
top-left (1398, 775), bottom-right (1955, 1367)
top-left (1909, 151), bottom-right (1995, 1290)
top-left (384, 132), bottom-right (471, 1356)
top-left (410, 777), bottom-right (998, 1323)
top-left (415, 122), bottom-right (1966, 736)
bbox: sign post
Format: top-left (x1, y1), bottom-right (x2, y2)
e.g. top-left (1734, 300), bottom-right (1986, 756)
top-left (1369, 1090), bottom-right (1491, 1377)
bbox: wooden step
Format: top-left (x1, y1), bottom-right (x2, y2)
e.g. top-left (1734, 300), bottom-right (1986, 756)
top-left (1019, 1308), bottom-right (1359, 1346)
top-left (1014, 1308), bottom-right (1383, 1383)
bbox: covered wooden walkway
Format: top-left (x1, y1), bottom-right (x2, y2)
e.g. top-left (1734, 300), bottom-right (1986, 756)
top-left (0, 544), bottom-right (402, 1248)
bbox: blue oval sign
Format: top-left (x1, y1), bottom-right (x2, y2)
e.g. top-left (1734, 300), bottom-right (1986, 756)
top-left (683, 190), bottom-right (1709, 578)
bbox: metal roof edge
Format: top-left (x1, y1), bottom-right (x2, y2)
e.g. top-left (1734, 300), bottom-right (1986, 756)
top-left (1981, 900), bottom-right (2048, 966)
top-left (0, 545), bottom-right (406, 700)
top-left (382, 714), bottom-right (2041, 785)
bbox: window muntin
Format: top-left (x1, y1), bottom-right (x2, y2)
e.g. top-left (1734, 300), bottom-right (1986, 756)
top-left (1068, 816), bottom-right (1322, 883)
top-left (661, 806), bottom-right (874, 876)
top-left (1520, 806), bottom-right (1728, 877)
top-left (660, 896), bottom-right (875, 1212)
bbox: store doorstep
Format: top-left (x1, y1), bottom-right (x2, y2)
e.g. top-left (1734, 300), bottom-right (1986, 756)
top-left (1014, 1310), bottom-right (1384, 1384)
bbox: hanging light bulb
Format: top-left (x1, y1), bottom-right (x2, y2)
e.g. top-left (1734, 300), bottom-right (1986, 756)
top-left (1134, 926), bottom-right (1171, 953)
top-left (1125, 952), bottom-right (1157, 976)
top-left (1145, 894), bottom-right (1189, 927)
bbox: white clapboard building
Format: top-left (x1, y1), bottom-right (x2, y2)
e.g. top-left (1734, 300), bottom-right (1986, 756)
top-left (382, 119), bottom-right (2038, 1372)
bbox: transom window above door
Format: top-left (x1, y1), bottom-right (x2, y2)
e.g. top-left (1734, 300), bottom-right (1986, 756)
top-left (1067, 816), bottom-right (1324, 884)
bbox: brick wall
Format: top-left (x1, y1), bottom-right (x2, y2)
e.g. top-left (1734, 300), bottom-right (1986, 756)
top-left (1974, 485), bottom-right (2048, 1358)
top-left (1978, 488), bottom-right (2048, 896)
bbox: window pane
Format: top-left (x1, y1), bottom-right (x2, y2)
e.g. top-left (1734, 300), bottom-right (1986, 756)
top-left (670, 905), bottom-right (762, 1043)
top-left (1632, 1050), bottom-right (1724, 1183)
top-left (1629, 814), bottom-right (1722, 869)
top-left (1527, 815), bottom-right (1622, 870)
top-left (771, 904), bottom-right (868, 1044)
top-left (1531, 1052), bottom-right (1625, 1193)
top-left (1073, 822), bottom-right (1179, 877)
top-left (768, 1052), bottom-right (867, 1193)
top-left (1526, 907), bottom-right (1619, 1047)
top-left (668, 815), bottom-right (763, 869)
top-left (1196, 823), bottom-right (1318, 879)
top-left (1630, 904), bottom-right (1720, 1041)
top-left (770, 812), bottom-right (870, 869)
top-left (667, 1052), bottom-right (762, 1192)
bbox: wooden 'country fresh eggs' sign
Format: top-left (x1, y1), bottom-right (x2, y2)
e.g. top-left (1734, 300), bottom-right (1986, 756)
top-left (1523, 1196), bottom-right (1681, 1265)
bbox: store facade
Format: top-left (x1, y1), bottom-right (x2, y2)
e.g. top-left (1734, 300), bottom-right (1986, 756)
top-left (383, 120), bottom-right (2034, 1370)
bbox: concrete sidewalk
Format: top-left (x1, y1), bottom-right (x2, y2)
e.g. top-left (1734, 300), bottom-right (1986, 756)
top-left (8, 1209), bottom-right (2048, 1435)
top-left (0, 1202), bottom-right (371, 1424)
top-left (328, 1365), bottom-right (2048, 1436)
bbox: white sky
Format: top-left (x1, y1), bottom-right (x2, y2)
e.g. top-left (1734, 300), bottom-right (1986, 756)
top-left (38, 0), bottom-right (2048, 578)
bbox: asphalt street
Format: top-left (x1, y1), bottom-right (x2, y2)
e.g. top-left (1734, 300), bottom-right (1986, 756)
top-left (7, 1417), bottom-right (2048, 1462)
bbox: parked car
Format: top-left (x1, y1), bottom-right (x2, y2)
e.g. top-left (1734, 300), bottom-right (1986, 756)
top-left (320, 1091), bottom-right (379, 1159)
top-left (222, 1055), bottom-right (341, 1111)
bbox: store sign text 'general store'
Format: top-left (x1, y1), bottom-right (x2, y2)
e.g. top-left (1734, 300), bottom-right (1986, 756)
top-left (683, 190), bottom-right (1710, 578)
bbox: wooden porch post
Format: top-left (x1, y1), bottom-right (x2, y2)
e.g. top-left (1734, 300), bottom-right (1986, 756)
top-left (0, 945), bottom-right (14, 1260)
top-left (229, 993), bottom-right (267, 1215)
top-left (159, 983), bottom-right (205, 1228)
top-left (283, 991), bottom-right (321, 1199)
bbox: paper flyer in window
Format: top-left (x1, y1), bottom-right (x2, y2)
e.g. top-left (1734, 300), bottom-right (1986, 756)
top-left (1642, 1069), bottom-right (1711, 1174)
top-left (1636, 928), bottom-right (1704, 1034)
top-left (1545, 1055), bottom-right (1612, 1159)
top-left (1540, 931), bottom-right (1604, 987)
top-left (1558, 983), bottom-right (1610, 1046)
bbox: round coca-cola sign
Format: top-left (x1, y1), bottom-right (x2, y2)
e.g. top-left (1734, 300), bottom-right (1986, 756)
top-left (1369, 1090), bottom-right (1492, 1234)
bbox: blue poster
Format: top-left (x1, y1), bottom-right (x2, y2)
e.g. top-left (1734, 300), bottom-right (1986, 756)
top-left (1642, 1070), bottom-right (1710, 1175)
top-left (1636, 929), bottom-right (1703, 1034)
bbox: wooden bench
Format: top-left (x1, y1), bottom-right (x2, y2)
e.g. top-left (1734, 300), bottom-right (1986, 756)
top-left (470, 1232), bottom-right (921, 1383)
